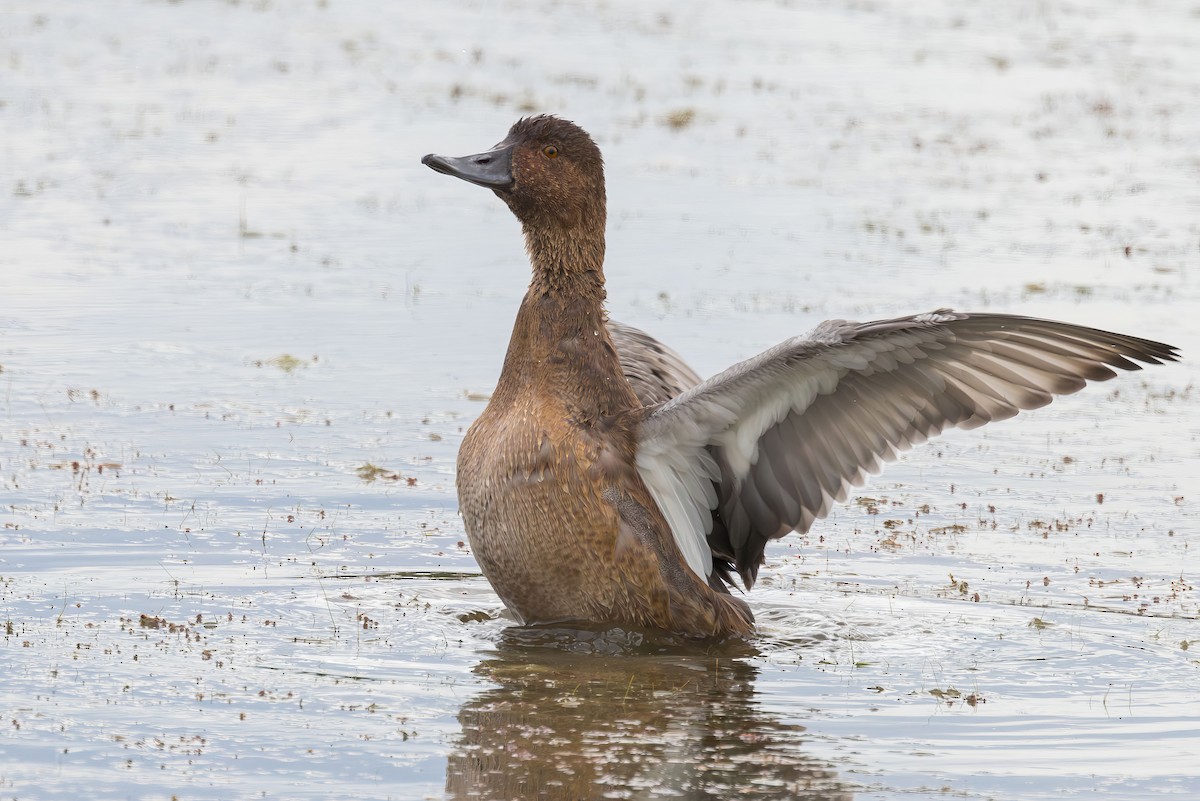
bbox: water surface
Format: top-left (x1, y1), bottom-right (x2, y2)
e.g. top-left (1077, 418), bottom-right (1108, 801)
top-left (2, 1), bottom-right (1198, 799)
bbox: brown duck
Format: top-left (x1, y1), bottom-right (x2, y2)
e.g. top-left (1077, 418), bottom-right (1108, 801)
top-left (422, 115), bottom-right (1178, 639)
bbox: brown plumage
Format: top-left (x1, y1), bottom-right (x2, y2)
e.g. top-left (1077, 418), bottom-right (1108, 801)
top-left (421, 115), bottom-right (1178, 639)
top-left (428, 116), bottom-right (752, 637)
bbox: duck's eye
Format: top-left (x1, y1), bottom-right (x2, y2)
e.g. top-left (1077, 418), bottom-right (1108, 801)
top-left (543, 145), bottom-right (559, 159)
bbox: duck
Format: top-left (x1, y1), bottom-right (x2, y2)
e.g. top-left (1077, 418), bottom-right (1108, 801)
top-left (421, 115), bottom-right (1179, 639)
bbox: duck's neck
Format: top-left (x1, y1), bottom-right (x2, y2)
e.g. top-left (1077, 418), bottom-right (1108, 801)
top-left (522, 220), bottom-right (606, 294)
top-left (491, 221), bottom-right (635, 416)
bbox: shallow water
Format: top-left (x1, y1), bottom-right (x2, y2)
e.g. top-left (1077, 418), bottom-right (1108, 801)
top-left (2, 1), bottom-right (1198, 799)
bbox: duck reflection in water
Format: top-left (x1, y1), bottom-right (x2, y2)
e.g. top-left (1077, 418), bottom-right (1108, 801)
top-left (444, 626), bottom-right (850, 800)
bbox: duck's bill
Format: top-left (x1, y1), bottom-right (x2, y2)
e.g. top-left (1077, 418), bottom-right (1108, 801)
top-left (421, 146), bottom-right (515, 190)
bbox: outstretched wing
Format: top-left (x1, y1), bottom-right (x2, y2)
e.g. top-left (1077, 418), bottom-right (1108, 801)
top-left (635, 310), bottom-right (1179, 588)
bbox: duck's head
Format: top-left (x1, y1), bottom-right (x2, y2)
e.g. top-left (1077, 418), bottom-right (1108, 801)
top-left (422, 115), bottom-right (605, 231)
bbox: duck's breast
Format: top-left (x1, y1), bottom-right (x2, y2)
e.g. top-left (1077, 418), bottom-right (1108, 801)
top-left (456, 394), bottom-right (628, 623)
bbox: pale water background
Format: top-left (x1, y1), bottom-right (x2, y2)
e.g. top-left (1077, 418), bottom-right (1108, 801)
top-left (2, 1), bottom-right (1199, 799)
